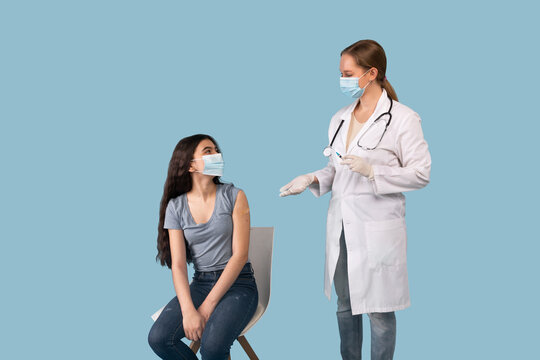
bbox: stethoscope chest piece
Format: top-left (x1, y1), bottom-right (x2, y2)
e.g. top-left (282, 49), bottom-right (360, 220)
top-left (323, 147), bottom-right (333, 157)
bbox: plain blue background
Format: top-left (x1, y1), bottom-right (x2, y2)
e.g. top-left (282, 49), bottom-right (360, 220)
top-left (1, 0), bottom-right (539, 358)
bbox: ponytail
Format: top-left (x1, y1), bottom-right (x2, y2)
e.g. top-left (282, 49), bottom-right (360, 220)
top-left (381, 78), bottom-right (398, 102)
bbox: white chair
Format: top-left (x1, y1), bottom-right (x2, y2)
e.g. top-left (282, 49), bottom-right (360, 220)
top-left (151, 227), bottom-right (274, 360)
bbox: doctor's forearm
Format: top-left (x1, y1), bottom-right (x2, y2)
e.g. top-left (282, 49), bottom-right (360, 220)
top-left (370, 164), bottom-right (430, 194)
top-left (308, 163), bottom-right (334, 197)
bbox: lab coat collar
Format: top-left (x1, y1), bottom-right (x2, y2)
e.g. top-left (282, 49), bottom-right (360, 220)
top-left (339, 88), bottom-right (390, 152)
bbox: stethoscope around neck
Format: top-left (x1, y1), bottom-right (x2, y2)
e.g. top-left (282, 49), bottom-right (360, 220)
top-left (323, 94), bottom-right (394, 158)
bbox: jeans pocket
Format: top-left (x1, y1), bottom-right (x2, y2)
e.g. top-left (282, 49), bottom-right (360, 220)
top-left (364, 218), bottom-right (407, 270)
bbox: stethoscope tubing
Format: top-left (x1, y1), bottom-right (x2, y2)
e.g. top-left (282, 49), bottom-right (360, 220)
top-left (327, 95), bottom-right (393, 151)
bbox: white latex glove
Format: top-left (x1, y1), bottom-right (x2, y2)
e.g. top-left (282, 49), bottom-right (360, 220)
top-left (279, 174), bottom-right (315, 197)
top-left (341, 155), bottom-right (372, 177)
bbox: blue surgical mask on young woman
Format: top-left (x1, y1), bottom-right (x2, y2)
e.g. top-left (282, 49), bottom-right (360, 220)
top-left (340, 69), bottom-right (371, 98)
top-left (191, 153), bottom-right (224, 176)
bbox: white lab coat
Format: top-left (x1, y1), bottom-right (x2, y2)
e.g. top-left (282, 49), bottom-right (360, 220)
top-left (309, 89), bottom-right (431, 315)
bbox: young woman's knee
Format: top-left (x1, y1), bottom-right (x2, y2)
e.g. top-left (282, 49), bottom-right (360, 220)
top-left (148, 325), bottom-right (169, 356)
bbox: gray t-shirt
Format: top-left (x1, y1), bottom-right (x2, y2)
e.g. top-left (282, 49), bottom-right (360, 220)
top-left (164, 183), bottom-right (246, 272)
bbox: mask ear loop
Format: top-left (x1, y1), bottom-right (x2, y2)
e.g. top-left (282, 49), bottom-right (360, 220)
top-left (358, 68), bottom-right (373, 100)
top-left (190, 158), bottom-right (204, 174)
top-left (357, 69), bottom-right (370, 85)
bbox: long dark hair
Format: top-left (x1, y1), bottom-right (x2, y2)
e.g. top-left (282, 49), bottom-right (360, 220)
top-left (156, 134), bottom-right (223, 268)
top-left (341, 39), bottom-right (398, 101)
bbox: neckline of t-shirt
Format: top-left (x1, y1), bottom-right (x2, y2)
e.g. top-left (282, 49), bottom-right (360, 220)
top-left (346, 113), bottom-right (366, 152)
top-left (184, 184), bottom-right (222, 226)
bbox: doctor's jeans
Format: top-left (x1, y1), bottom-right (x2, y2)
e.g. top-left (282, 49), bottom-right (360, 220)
top-left (334, 228), bottom-right (397, 360)
top-left (148, 263), bottom-right (258, 360)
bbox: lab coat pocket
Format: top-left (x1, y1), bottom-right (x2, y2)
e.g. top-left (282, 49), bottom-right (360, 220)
top-left (364, 217), bottom-right (407, 270)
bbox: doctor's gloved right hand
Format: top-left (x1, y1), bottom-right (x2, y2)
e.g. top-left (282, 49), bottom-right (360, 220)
top-left (279, 173), bottom-right (316, 197)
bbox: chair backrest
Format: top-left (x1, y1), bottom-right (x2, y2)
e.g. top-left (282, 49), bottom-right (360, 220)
top-left (150, 226), bottom-right (274, 331)
top-left (240, 227), bottom-right (274, 335)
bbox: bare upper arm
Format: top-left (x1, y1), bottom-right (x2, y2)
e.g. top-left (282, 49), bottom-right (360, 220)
top-left (231, 190), bottom-right (250, 259)
top-left (168, 228), bottom-right (187, 268)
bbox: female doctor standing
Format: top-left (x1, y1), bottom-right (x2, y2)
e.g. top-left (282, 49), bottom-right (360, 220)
top-left (279, 39), bottom-right (431, 360)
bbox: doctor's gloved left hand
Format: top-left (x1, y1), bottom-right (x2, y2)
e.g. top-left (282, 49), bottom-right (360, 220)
top-left (341, 155), bottom-right (373, 178)
top-left (279, 173), bottom-right (316, 197)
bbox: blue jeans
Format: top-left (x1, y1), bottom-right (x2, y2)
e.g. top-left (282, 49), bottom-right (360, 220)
top-left (334, 228), bottom-right (397, 360)
top-left (148, 263), bottom-right (258, 360)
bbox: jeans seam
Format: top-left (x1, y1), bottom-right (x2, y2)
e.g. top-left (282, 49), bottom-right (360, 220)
top-left (229, 287), bottom-right (258, 342)
top-left (170, 321), bottom-right (182, 346)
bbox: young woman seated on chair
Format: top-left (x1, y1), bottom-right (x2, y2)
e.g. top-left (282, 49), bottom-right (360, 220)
top-left (148, 134), bottom-right (258, 360)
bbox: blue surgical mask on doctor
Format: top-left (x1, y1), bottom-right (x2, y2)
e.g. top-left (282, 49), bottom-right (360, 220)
top-left (191, 153), bottom-right (224, 176)
top-left (340, 69), bottom-right (371, 98)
